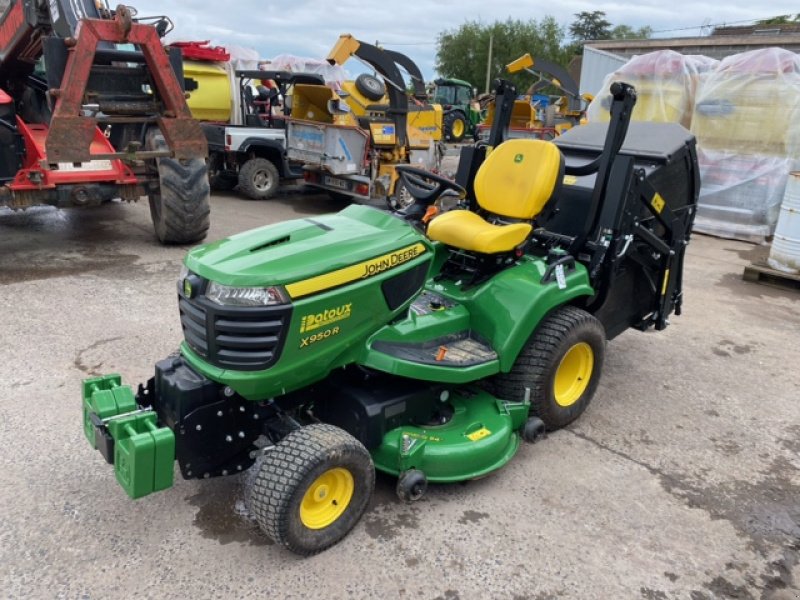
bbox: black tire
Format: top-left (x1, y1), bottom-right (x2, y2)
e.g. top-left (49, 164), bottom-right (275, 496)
top-left (238, 158), bottom-right (280, 200)
top-left (209, 173), bottom-right (237, 192)
top-left (396, 469), bottom-right (427, 502)
top-left (355, 73), bottom-right (386, 101)
top-left (493, 306), bottom-right (605, 431)
top-left (146, 132), bottom-right (210, 245)
top-left (249, 424), bottom-right (375, 556)
top-left (444, 111), bottom-right (467, 143)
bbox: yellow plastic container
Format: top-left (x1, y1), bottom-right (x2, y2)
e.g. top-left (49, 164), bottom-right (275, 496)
top-left (184, 60), bottom-right (233, 122)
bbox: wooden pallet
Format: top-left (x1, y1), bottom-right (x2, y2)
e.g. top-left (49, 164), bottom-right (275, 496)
top-left (743, 261), bottom-right (800, 291)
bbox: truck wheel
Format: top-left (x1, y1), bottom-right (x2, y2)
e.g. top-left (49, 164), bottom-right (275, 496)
top-left (209, 173), bottom-right (237, 192)
top-left (493, 306), bottom-right (605, 431)
top-left (146, 132), bottom-right (210, 244)
top-left (355, 73), bottom-right (385, 101)
top-left (238, 158), bottom-right (280, 200)
top-left (249, 424), bottom-right (375, 556)
top-left (444, 111), bottom-right (467, 143)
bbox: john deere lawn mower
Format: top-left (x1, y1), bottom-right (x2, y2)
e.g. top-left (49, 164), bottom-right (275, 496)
top-left (82, 82), bottom-right (700, 555)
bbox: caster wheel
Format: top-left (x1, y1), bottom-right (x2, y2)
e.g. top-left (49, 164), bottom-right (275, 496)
top-left (521, 417), bottom-right (546, 443)
top-left (396, 469), bottom-right (427, 502)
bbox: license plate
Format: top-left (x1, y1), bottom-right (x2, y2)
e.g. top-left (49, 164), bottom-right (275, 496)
top-left (323, 176), bottom-right (349, 190)
top-left (57, 160), bottom-right (113, 172)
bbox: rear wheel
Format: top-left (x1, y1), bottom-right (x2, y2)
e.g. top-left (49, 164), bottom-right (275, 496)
top-left (249, 424), bottom-right (375, 556)
top-left (493, 306), bottom-right (605, 430)
top-left (209, 174), bottom-right (237, 192)
top-left (238, 158), bottom-right (280, 200)
top-left (146, 132), bottom-right (210, 244)
top-left (444, 111), bottom-right (467, 142)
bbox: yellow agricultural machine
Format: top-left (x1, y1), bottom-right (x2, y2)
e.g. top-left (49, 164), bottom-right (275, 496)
top-left (477, 54), bottom-right (589, 142)
top-left (286, 35), bottom-right (444, 207)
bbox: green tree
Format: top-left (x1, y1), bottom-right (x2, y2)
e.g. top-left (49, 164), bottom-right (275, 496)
top-left (565, 12), bottom-right (652, 55)
top-left (569, 11), bottom-right (612, 41)
top-left (435, 18), bottom-right (569, 93)
top-left (610, 24), bottom-right (653, 39)
top-left (757, 14), bottom-right (800, 25)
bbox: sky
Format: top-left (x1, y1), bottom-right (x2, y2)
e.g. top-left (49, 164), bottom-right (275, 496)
top-left (131, 0), bottom-right (800, 79)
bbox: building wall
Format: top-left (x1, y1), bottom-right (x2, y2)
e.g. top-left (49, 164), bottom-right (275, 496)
top-left (579, 46), bottom-right (627, 96)
top-left (584, 35), bottom-right (800, 61)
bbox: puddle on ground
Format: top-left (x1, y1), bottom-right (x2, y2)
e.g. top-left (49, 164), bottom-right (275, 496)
top-left (187, 476), bottom-right (272, 546)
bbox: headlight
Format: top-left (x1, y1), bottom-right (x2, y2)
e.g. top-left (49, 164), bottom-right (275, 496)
top-left (205, 282), bottom-right (287, 307)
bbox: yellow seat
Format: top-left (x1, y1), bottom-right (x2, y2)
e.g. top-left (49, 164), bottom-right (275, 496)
top-left (427, 139), bottom-right (564, 254)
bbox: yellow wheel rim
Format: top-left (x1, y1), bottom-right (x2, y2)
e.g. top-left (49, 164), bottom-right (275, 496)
top-left (452, 118), bottom-right (465, 138)
top-left (553, 342), bottom-right (594, 407)
top-left (299, 467), bottom-right (354, 530)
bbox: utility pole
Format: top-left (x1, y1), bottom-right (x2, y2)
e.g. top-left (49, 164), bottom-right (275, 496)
top-left (484, 33), bottom-right (494, 94)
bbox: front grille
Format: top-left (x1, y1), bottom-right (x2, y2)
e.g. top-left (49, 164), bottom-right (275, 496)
top-left (178, 279), bottom-right (292, 371)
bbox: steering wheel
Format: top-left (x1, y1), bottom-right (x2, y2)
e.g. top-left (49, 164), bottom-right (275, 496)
top-left (394, 165), bottom-right (466, 208)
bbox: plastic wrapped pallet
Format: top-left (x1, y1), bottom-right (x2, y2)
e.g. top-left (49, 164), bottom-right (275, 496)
top-left (689, 48), bottom-right (800, 242)
top-left (694, 148), bottom-right (793, 243)
top-left (587, 50), bottom-right (717, 128)
top-left (691, 48), bottom-right (800, 156)
top-left (269, 54), bottom-right (348, 90)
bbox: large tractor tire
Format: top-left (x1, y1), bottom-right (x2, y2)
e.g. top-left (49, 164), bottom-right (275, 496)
top-left (146, 132), bottom-right (210, 245)
top-left (249, 424), bottom-right (375, 556)
top-left (444, 111), bottom-right (468, 143)
top-left (493, 306), bottom-right (605, 431)
top-left (354, 73), bottom-right (386, 101)
top-left (238, 158), bottom-right (280, 200)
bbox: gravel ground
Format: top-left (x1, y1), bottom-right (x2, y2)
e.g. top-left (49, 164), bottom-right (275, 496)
top-left (0, 187), bottom-right (798, 599)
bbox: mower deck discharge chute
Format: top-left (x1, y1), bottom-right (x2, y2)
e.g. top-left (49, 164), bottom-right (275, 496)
top-left (83, 82), bottom-right (700, 555)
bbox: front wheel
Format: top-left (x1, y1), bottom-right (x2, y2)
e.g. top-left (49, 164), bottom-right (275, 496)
top-left (146, 132), bottom-right (210, 244)
top-left (249, 424), bottom-right (375, 556)
top-left (238, 158), bottom-right (280, 200)
top-left (493, 306), bottom-right (605, 430)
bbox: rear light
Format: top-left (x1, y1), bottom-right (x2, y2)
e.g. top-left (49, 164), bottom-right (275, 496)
top-left (356, 183), bottom-right (369, 196)
top-left (304, 171), bottom-right (319, 183)
top-left (225, 134), bottom-right (232, 151)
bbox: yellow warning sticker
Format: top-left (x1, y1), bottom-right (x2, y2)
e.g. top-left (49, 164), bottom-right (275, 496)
top-left (563, 175), bottom-right (578, 186)
top-left (651, 192), bottom-right (666, 214)
top-left (467, 427), bottom-right (491, 442)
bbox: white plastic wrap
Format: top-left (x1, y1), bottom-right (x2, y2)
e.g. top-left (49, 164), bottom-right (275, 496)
top-left (690, 48), bottom-right (800, 156)
top-left (227, 45), bottom-right (261, 72)
top-left (268, 54), bottom-right (349, 90)
top-left (587, 50), bottom-right (716, 127)
top-left (693, 148), bottom-right (793, 243)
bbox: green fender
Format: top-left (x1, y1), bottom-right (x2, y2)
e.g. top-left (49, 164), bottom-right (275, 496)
top-left (430, 256), bottom-right (594, 373)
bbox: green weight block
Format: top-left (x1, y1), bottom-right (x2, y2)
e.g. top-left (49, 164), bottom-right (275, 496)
top-left (150, 426), bottom-right (176, 493)
top-left (108, 412), bottom-right (175, 499)
top-left (82, 375), bottom-right (132, 446)
top-left (111, 413), bottom-right (156, 499)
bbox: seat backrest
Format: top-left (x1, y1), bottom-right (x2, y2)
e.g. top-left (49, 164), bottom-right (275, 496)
top-left (473, 139), bottom-right (564, 220)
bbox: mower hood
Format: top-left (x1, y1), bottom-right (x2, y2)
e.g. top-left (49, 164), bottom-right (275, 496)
top-left (184, 205), bottom-right (430, 288)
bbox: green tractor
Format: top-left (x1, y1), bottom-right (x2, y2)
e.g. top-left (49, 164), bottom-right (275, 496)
top-left (82, 82), bottom-right (700, 555)
top-left (432, 77), bottom-right (481, 142)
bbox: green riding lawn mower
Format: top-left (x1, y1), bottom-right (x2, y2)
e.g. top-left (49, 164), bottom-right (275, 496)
top-left (82, 82), bottom-right (700, 555)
